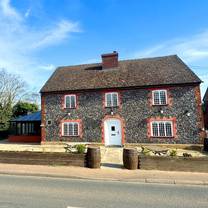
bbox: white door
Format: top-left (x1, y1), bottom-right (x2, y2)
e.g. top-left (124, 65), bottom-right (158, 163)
top-left (104, 119), bottom-right (122, 146)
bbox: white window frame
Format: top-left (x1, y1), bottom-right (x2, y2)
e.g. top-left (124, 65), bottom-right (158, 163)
top-left (105, 92), bottom-right (119, 107)
top-left (62, 122), bottom-right (79, 136)
top-left (150, 121), bottom-right (173, 137)
top-left (64, 94), bottom-right (76, 109)
top-left (152, 90), bottom-right (167, 105)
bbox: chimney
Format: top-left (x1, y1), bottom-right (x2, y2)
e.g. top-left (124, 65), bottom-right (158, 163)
top-left (101, 51), bottom-right (118, 69)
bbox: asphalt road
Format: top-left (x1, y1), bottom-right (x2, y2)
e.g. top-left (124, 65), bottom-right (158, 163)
top-left (0, 174), bottom-right (207, 208)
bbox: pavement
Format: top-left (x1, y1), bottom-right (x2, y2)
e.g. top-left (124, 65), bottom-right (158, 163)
top-left (0, 142), bottom-right (207, 186)
top-left (0, 163), bottom-right (208, 186)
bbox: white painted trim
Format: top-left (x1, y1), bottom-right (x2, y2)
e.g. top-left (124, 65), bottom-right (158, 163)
top-left (150, 121), bottom-right (173, 137)
top-left (152, 89), bottom-right (167, 105)
top-left (64, 94), bottom-right (77, 108)
top-left (62, 122), bottom-right (79, 136)
top-left (105, 92), bottom-right (119, 107)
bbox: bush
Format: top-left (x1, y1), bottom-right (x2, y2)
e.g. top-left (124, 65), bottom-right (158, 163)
top-left (141, 146), bottom-right (151, 156)
top-left (169, 149), bottom-right (177, 157)
top-left (75, 144), bottom-right (86, 154)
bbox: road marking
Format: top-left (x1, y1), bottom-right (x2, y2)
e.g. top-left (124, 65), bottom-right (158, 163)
top-left (67, 206), bottom-right (84, 208)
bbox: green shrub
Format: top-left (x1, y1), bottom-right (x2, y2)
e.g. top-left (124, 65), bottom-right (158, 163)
top-left (75, 144), bottom-right (86, 154)
top-left (141, 146), bottom-right (151, 156)
top-left (169, 149), bottom-right (177, 157)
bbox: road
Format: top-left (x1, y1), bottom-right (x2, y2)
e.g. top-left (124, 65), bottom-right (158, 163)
top-left (0, 174), bottom-right (207, 208)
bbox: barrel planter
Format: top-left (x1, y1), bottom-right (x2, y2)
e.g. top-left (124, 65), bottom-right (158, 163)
top-left (123, 148), bottom-right (138, 170)
top-left (204, 138), bottom-right (208, 152)
top-left (87, 147), bottom-right (101, 168)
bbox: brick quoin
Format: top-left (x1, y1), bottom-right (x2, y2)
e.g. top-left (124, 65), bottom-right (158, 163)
top-left (195, 85), bottom-right (205, 142)
top-left (41, 95), bottom-right (46, 143)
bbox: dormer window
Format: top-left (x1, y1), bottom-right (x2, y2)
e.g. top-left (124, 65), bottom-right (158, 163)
top-left (152, 90), bottom-right (167, 105)
top-left (64, 95), bottom-right (76, 108)
top-left (105, 92), bottom-right (119, 107)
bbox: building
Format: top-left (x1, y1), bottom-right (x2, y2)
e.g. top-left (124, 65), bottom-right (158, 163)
top-left (40, 52), bottom-right (204, 145)
top-left (9, 111), bottom-right (41, 143)
top-left (203, 88), bottom-right (208, 130)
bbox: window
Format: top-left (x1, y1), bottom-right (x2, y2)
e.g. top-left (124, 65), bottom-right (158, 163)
top-left (105, 92), bottom-right (119, 107)
top-left (62, 122), bottom-right (79, 136)
top-left (152, 90), bottom-right (167, 105)
top-left (65, 95), bottom-right (76, 108)
top-left (111, 126), bottom-right (115, 131)
top-left (151, 121), bottom-right (173, 137)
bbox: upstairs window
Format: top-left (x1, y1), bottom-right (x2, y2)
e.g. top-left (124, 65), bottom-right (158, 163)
top-left (105, 92), bottom-right (119, 107)
top-left (65, 95), bottom-right (76, 108)
top-left (62, 122), bottom-right (79, 136)
top-left (151, 121), bottom-right (173, 137)
top-left (152, 90), bottom-right (167, 105)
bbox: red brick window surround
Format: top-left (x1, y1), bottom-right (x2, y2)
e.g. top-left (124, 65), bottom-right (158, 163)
top-left (105, 92), bottom-right (119, 107)
top-left (152, 89), bottom-right (167, 105)
top-left (147, 117), bottom-right (177, 138)
top-left (64, 94), bottom-right (77, 109)
top-left (151, 121), bottom-right (173, 137)
top-left (62, 121), bottom-right (80, 136)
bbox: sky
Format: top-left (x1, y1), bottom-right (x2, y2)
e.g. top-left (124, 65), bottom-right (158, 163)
top-left (0, 0), bottom-right (208, 97)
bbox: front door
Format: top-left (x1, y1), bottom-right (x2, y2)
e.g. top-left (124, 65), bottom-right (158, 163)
top-left (104, 119), bottom-right (122, 146)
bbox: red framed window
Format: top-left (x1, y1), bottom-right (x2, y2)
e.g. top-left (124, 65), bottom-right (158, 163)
top-left (151, 121), bottom-right (173, 137)
top-left (152, 90), bottom-right (167, 105)
top-left (105, 92), bottom-right (119, 107)
top-left (62, 122), bottom-right (79, 136)
top-left (64, 95), bottom-right (76, 108)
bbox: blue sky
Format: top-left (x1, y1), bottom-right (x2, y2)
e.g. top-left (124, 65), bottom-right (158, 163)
top-left (0, 0), bottom-right (208, 96)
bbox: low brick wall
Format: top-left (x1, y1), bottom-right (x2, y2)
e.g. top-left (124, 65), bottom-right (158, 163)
top-left (0, 151), bottom-right (86, 167)
top-left (139, 155), bottom-right (208, 172)
top-left (8, 135), bottom-right (41, 143)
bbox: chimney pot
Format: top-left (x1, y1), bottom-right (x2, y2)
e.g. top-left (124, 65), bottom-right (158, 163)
top-left (101, 51), bottom-right (118, 69)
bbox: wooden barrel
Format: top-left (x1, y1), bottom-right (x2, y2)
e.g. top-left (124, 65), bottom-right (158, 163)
top-left (123, 148), bottom-right (138, 170)
top-left (87, 147), bottom-right (101, 168)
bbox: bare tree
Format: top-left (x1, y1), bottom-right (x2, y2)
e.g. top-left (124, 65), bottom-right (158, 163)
top-left (0, 69), bottom-right (26, 105)
top-left (0, 69), bottom-right (26, 130)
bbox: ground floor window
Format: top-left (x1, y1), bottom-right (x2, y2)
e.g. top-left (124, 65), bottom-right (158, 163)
top-left (151, 121), bottom-right (173, 137)
top-left (62, 122), bottom-right (79, 136)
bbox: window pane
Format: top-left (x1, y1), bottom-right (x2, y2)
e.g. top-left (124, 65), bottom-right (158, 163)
top-left (68, 123), bottom-right (73, 136)
top-left (165, 122), bottom-right (173, 137)
top-left (153, 91), bottom-right (160, 105)
top-left (160, 91), bottom-right (167, 105)
top-left (64, 123), bottom-right (68, 136)
top-left (152, 123), bottom-right (158, 137)
top-left (70, 96), bottom-right (76, 108)
top-left (159, 122), bottom-right (165, 137)
top-left (106, 94), bottom-right (112, 107)
top-left (112, 93), bottom-right (118, 106)
top-left (65, 96), bottom-right (70, 108)
top-left (74, 123), bottom-right (79, 136)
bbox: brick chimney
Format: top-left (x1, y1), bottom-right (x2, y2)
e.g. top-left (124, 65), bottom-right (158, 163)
top-left (101, 51), bottom-right (118, 69)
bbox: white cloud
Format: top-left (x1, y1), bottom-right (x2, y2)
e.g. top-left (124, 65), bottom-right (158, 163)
top-left (0, 0), bottom-right (22, 20)
top-left (133, 30), bottom-right (208, 96)
top-left (32, 20), bottom-right (80, 49)
top-left (38, 64), bottom-right (56, 71)
top-left (0, 0), bottom-right (81, 91)
top-left (24, 8), bottom-right (31, 18)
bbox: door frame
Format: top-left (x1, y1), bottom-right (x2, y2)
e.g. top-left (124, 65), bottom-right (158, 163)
top-left (101, 115), bottom-right (125, 146)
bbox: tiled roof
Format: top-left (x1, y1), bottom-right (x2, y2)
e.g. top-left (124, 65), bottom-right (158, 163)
top-left (11, 111), bottom-right (41, 122)
top-left (40, 55), bottom-right (201, 93)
